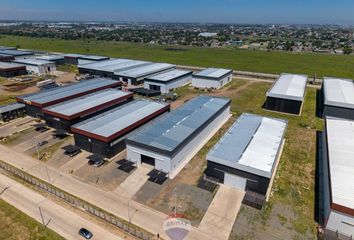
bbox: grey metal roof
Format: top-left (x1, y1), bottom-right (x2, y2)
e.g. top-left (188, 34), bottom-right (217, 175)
top-left (44, 89), bottom-right (131, 117)
top-left (145, 69), bottom-right (192, 83)
top-left (0, 54), bottom-right (13, 58)
top-left (323, 77), bottom-right (354, 109)
top-left (267, 73), bottom-right (307, 101)
top-left (0, 46), bottom-right (16, 50)
top-left (0, 49), bottom-right (34, 56)
top-left (18, 78), bottom-right (118, 105)
top-left (14, 58), bottom-right (55, 66)
top-left (0, 62), bottom-right (26, 70)
top-left (79, 58), bottom-right (151, 73)
top-left (325, 117), bottom-right (354, 210)
top-left (115, 63), bottom-right (175, 79)
top-left (36, 55), bottom-right (65, 61)
top-left (207, 113), bottom-right (287, 178)
top-left (127, 96), bottom-right (231, 156)
top-left (63, 53), bottom-right (108, 61)
top-left (72, 100), bottom-right (168, 138)
top-left (193, 68), bottom-right (232, 80)
top-left (0, 103), bottom-right (25, 114)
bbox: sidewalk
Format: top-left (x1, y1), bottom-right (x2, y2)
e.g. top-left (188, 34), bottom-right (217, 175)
top-left (0, 173), bottom-right (121, 240)
top-left (0, 144), bottom-right (213, 240)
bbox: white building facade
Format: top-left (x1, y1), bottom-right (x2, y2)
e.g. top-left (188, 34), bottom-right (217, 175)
top-left (13, 59), bottom-right (56, 75)
top-left (192, 68), bottom-right (233, 89)
top-left (144, 69), bottom-right (192, 93)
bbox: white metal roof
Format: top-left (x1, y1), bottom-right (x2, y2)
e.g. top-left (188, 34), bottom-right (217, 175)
top-left (44, 89), bottom-right (131, 117)
top-left (72, 100), bottom-right (168, 138)
top-left (36, 55), bottom-right (64, 61)
top-left (323, 77), bottom-right (354, 109)
top-left (0, 62), bottom-right (25, 69)
top-left (193, 68), bottom-right (232, 80)
top-left (14, 58), bottom-right (55, 66)
top-left (145, 69), bottom-right (192, 83)
top-left (326, 117), bottom-right (354, 210)
top-left (80, 58), bottom-right (150, 73)
top-left (267, 73), bottom-right (307, 101)
top-left (115, 63), bottom-right (175, 78)
top-left (207, 113), bottom-right (287, 178)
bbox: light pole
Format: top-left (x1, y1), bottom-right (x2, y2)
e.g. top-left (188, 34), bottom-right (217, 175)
top-left (34, 137), bottom-right (40, 159)
top-left (128, 201), bottom-right (138, 232)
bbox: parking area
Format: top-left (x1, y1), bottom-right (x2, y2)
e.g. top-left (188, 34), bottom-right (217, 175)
top-left (73, 151), bottom-right (133, 191)
top-left (0, 116), bottom-right (35, 138)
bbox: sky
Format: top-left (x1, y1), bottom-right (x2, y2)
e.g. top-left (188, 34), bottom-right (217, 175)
top-left (0, 0), bottom-right (354, 25)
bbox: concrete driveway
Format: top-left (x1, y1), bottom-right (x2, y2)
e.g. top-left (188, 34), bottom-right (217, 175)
top-left (0, 117), bottom-right (34, 137)
top-left (198, 184), bottom-right (245, 240)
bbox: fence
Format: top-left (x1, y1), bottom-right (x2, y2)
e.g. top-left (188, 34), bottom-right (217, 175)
top-left (0, 161), bottom-right (151, 240)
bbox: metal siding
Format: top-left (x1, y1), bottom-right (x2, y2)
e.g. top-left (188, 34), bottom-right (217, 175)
top-left (264, 96), bottom-right (303, 115)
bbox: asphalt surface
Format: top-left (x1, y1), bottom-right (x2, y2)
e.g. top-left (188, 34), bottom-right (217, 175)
top-left (0, 173), bottom-right (121, 240)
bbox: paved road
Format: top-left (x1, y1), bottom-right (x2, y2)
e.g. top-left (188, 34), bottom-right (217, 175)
top-left (0, 173), bottom-right (121, 240)
top-left (0, 144), bottom-right (213, 240)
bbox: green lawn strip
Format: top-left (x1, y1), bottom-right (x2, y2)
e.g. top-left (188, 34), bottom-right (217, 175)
top-left (0, 160), bottom-right (154, 238)
top-left (1, 35), bottom-right (354, 78)
top-left (0, 199), bottom-right (65, 240)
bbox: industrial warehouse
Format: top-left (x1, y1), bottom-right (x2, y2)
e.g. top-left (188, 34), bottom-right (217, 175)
top-left (0, 103), bottom-right (26, 122)
top-left (320, 77), bottom-right (354, 120)
top-left (126, 96), bottom-right (231, 179)
top-left (0, 54), bottom-right (14, 62)
top-left (0, 49), bottom-right (34, 58)
top-left (78, 58), bottom-right (151, 79)
top-left (192, 68), bottom-right (233, 89)
top-left (13, 58), bottom-right (56, 75)
top-left (115, 62), bottom-right (176, 85)
top-left (205, 113), bottom-right (287, 208)
top-left (264, 73), bottom-right (307, 115)
top-left (144, 69), bottom-right (192, 93)
top-left (43, 89), bottom-right (133, 131)
top-left (0, 62), bottom-right (27, 78)
top-left (16, 78), bottom-right (121, 117)
top-left (321, 117), bottom-right (354, 237)
top-left (71, 100), bottom-right (169, 158)
top-left (36, 55), bottom-right (65, 65)
top-left (63, 53), bottom-right (110, 65)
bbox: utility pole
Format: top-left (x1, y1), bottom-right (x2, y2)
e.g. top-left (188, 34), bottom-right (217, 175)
top-left (38, 206), bottom-right (46, 227)
top-left (34, 137), bottom-right (40, 159)
top-left (174, 187), bottom-right (177, 216)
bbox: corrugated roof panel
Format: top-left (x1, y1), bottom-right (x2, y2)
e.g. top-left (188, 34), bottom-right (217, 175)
top-left (44, 89), bottom-right (131, 117)
top-left (72, 100), bottom-right (168, 138)
top-left (194, 68), bottom-right (232, 79)
top-left (18, 78), bottom-right (118, 105)
top-left (0, 49), bottom-right (33, 56)
top-left (145, 69), bottom-right (192, 82)
top-left (14, 58), bottom-right (55, 66)
top-left (0, 62), bottom-right (25, 69)
top-left (326, 117), bottom-right (354, 210)
top-left (127, 96), bottom-right (230, 153)
top-left (267, 73), bottom-right (307, 101)
top-left (0, 103), bottom-right (25, 113)
top-left (323, 77), bottom-right (354, 109)
top-left (115, 63), bottom-right (175, 78)
top-left (207, 113), bottom-right (287, 178)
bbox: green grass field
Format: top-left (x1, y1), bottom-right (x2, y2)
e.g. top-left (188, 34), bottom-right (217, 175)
top-left (0, 199), bottom-right (64, 240)
top-left (1, 35), bottom-right (354, 78)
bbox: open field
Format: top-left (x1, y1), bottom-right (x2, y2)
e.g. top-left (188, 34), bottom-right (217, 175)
top-left (1, 35), bottom-right (354, 78)
top-left (0, 199), bottom-right (64, 240)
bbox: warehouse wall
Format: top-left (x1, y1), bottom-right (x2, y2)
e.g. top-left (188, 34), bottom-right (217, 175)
top-left (322, 105), bottom-right (354, 121)
top-left (264, 97), bottom-right (303, 115)
top-left (0, 69), bottom-right (27, 78)
top-left (206, 161), bottom-right (270, 195)
top-left (144, 75), bottom-right (192, 94)
top-left (25, 105), bottom-right (43, 118)
top-left (192, 74), bottom-right (232, 89)
top-left (0, 108), bottom-right (26, 122)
